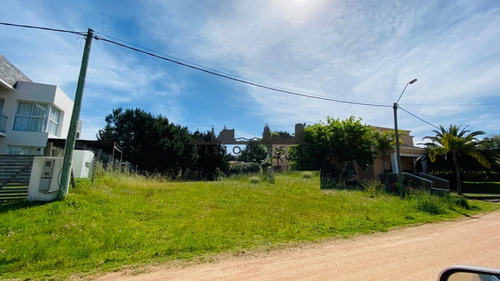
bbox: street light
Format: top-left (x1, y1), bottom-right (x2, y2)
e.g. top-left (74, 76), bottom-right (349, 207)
top-left (394, 78), bottom-right (417, 188)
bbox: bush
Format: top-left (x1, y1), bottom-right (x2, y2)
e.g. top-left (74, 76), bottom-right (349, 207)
top-left (302, 172), bottom-right (313, 179)
top-left (249, 176), bottom-right (260, 184)
top-left (447, 195), bottom-right (471, 210)
top-left (462, 182), bottom-right (500, 194)
top-left (411, 192), bottom-right (446, 215)
top-left (264, 169), bottom-right (275, 184)
top-left (360, 180), bottom-right (385, 197)
top-left (228, 162), bottom-right (261, 175)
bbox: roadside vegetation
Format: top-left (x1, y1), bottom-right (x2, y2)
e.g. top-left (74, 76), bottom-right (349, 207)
top-left (423, 127), bottom-right (500, 194)
top-left (96, 109), bottom-right (500, 194)
top-left (1, 171), bottom-right (498, 280)
top-left (463, 182), bottom-right (500, 194)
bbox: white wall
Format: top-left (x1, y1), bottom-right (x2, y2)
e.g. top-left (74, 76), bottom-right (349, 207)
top-left (52, 85), bottom-right (73, 138)
top-left (73, 150), bottom-right (94, 178)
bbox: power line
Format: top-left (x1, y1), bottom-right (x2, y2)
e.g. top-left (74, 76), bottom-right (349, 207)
top-left (1, 21), bottom-right (390, 107)
top-left (93, 31), bottom-right (244, 81)
top-left (0, 22), bottom-right (86, 36)
top-left (3, 22), bottom-right (492, 109)
top-left (399, 106), bottom-right (440, 129)
top-left (92, 31), bottom-right (358, 104)
top-left (94, 35), bottom-right (392, 108)
top-left (401, 103), bottom-right (500, 107)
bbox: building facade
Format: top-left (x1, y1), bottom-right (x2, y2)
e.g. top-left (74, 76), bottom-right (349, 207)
top-left (356, 126), bottom-right (427, 180)
top-left (0, 54), bottom-right (76, 155)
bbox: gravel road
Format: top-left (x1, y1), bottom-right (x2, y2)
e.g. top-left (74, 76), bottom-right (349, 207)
top-left (94, 211), bottom-right (500, 281)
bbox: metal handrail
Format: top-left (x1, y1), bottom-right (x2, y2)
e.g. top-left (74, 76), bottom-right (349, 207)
top-left (402, 172), bottom-right (433, 187)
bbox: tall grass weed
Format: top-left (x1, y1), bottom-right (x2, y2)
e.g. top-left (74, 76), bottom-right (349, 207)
top-left (0, 171), bottom-right (497, 279)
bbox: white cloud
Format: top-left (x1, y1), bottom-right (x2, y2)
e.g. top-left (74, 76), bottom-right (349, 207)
top-left (2, 0), bottom-right (499, 141)
top-left (139, 0), bottom-right (500, 138)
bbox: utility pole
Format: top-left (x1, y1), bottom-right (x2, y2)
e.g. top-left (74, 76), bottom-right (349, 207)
top-left (58, 28), bottom-right (93, 200)
top-left (393, 102), bottom-right (403, 188)
top-left (393, 79), bottom-right (417, 189)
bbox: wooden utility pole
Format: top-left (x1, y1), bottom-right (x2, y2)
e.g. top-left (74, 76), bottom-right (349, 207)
top-left (58, 28), bottom-right (93, 200)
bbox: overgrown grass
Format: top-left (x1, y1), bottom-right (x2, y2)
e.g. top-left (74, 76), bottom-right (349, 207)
top-left (0, 172), bottom-right (497, 280)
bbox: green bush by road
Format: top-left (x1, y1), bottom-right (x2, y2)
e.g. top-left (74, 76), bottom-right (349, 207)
top-left (463, 181), bottom-right (500, 194)
top-left (0, 172), bottom-right (497, 280)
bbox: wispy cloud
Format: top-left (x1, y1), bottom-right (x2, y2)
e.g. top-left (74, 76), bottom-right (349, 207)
top-left (140, 0), bottom-right (500, 140)
top-left (1, 0), bottom-right (499, 143)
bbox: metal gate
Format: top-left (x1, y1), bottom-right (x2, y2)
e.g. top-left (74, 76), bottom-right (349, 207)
top-left (0, 155), bottom-right (34, 202)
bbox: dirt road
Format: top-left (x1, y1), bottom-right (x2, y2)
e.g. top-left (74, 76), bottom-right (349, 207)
top-left (95, 212), bottom-right (500, 281)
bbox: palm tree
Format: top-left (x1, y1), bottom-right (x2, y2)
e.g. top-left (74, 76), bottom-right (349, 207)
top-left (423, 125), bottom-right (490, 195)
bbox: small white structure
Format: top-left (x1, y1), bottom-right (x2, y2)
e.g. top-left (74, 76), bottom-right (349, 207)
top-left (27, 152), bottom-right (94, 202)
top-left (73, 150), bottom-right (94, 178)
top-left (27, 156), bottom-right (64, 202)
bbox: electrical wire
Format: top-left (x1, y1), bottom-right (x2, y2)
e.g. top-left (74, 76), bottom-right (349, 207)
top-left (0, 22), bottom-right (86, 36)
top-left (94, 35), bottom-right (392, 108)
top-left (2, 22), bottom-right (492, 109)
top-left (93, 31), bottom-right (243, 80)
top-left (399, 106), bottom-right (440, 129)
top-left (92, 31), bottom-right (367, 105)
top-left (401, 102), bottom-right (500, 107)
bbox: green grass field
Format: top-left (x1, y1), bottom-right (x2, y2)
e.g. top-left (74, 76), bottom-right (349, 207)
top-left (1, 172), bottom-right (498, 280)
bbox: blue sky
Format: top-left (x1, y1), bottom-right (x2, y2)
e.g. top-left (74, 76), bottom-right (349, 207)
top-left (1, 0), bottom-right (499, 143)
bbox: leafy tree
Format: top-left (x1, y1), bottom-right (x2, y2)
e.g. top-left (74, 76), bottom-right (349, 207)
top-left (271, 131), bottom-right (292, 138)
top-left (373, 130), bottom-right (396, 189)
top-left (239, 141), bottom-right (268, 163)
top-left (97, 108), bottom-right (198, 175)
top-left (423, 125), bottom-right (490, 195)
top-left (480, 134), bottom-right (500, 173)
top-left (192, 130), bottom-right (229, 180)
top-left (483, 134), bottom-right (500, 153)
top-left (289, 116), bottom-right (375, 181)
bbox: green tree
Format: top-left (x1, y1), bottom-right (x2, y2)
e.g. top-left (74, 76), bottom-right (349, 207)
top-left (423, 125), bottom-right (490, 195)
top-left (373, 130), bottom-right (396, 189)
top-left (289, 116), bottom-right (375, 181)
top-left (480, 134), bottom-right (500, 174)
top-left (483, 134), bottom-right (500, 154)
top-left (97, 108), bottom-right (198, 175)
top-left (239, 141), bottom-right (268, 163)
top-left (192, 130), bottom-right (229, 180)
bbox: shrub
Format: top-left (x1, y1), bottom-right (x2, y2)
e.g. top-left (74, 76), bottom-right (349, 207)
top-left (228, 162), bottom-right (261, 175)
top-left (264, 169), bottom-right (275, 184)
top-left (412, 192), bottom-right (446, 215)
top-left (360, 180), bottom-right (385, 197)
top-left (249, 176), bottom-right (260, 184)
top-left (302, 172), bottom-right (313, 179)
top-left (447, 195), bottom-right (471, 210)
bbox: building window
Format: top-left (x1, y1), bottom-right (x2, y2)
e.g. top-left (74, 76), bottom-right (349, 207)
top-left (8, 146), bottom-right (44, 155)
top-left (48, 107), bottom-right (60, 135)
top-left (13, 102), bottom-right (61, 135)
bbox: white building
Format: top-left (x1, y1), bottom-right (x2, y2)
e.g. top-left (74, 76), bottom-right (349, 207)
top-left (0, 54), bottom-right (78, 155)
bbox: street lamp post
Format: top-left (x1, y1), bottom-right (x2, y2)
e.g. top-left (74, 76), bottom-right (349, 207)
top-left (394, 78), bottom-right (417, 189)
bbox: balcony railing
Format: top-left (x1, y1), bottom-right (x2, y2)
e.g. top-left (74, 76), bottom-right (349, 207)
top-left (0, 114), bottom-right (7, 134)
